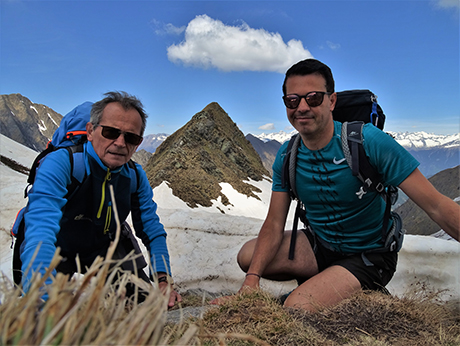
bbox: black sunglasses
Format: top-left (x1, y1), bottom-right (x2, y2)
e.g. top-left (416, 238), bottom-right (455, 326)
top-left (98, 125), bottom-right (143, 146)
top-left (282, 91), bottom-right (332, 109)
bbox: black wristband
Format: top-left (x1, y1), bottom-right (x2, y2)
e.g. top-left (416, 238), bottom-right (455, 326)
top-left (158, 275), bottom-right (174, 285)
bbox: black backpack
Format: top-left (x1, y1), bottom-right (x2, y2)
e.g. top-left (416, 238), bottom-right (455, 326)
top-left (281, 90), bottom-right (403, 260)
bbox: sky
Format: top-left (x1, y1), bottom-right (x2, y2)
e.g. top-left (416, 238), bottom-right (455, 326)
top-left (1, 0), bottom-right (459, 136)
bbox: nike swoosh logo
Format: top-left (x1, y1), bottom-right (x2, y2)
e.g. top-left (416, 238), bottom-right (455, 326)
top-left (333, 157), bottom-right (346, 165)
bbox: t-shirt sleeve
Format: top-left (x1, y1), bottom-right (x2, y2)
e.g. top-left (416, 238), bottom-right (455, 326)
top-left (272, 141), bottom-right (290, 192)
top-left (362, 124), bottom-right (420, 187)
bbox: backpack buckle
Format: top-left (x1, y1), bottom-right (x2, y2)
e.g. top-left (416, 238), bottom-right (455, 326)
top-left (375, 182), bottom-right (384, 193)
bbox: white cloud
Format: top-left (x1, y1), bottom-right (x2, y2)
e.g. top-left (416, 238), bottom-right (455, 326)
top-left (259, 123), bottom-right (275, 131)
top-left (167, 14), bottom-right (313, 73)
top-left (326, 41), bottom-right (341, 50)
top-left (434, 0), bottom-right (460, 9)
top-left (151, 19), bottom-right (185, 36)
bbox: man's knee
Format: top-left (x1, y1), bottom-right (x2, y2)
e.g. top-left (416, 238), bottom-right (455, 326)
top-left (236, 239), bottom-right (256, 272)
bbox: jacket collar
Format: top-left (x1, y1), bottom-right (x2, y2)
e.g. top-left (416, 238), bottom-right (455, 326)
top-left (85, 141), bottom-right (123, 174)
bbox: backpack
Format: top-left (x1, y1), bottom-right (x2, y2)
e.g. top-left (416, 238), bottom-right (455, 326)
top-left (10, 102), bottom-right (141, 285)
top-left (281, 89), bottom-right (403, 260)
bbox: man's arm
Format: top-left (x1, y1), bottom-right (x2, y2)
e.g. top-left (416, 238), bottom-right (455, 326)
top-left (399, 168), bottom-right (460, 241)
top-left (239, 191), bottom-right (292, 290)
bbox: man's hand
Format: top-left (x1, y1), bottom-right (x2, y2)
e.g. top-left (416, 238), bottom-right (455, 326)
top-left (158, 281), bottom-right (182, 308)
top-left (209, 273), bottom-right (260, 305)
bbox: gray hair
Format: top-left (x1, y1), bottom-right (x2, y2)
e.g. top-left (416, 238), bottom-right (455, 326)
top-left (90, 91), bottom-right (148, 136)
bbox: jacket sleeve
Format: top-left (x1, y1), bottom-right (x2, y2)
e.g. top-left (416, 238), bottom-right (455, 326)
top-left (130, 164), bottom-right (171, 276)
top-left (20, 149), bottom-right (72, 293)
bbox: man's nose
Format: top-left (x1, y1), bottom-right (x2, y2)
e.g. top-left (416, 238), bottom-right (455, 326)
top-left (297, 97), bottom-right (311, 111)
top-left (113, 133), bottom-right (127, 147)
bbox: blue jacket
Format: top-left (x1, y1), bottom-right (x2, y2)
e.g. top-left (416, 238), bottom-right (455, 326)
top-left (20, 141), bottom-right (170, 292)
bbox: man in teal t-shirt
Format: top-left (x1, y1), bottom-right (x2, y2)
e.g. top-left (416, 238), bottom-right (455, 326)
top-left (212, 59), bottom-right (460, 312)
top-left (271, 121), bottom-right (417, 254)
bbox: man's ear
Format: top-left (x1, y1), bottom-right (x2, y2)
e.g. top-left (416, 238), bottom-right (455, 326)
top-left (134, 137), bottom-right (143, 151)
top-left (329, 92), bottom-right (337, 111)
top-left (86, 122), bottom-right (94, 142)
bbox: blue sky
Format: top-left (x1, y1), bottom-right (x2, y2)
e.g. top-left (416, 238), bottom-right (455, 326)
top-left (1, 0), bottom-right (459, 136)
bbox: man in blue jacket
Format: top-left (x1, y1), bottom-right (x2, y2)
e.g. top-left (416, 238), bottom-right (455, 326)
top-left (19, 91), bottom-right (181, 306)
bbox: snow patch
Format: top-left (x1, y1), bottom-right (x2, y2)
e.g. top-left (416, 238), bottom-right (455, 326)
top-left (47, 112), bottom-right (59, 126)
top-left (38, 119), bottom-right (47, 133)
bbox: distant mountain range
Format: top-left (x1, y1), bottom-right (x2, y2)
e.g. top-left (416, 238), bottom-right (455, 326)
top-left (137, 133), bottom-right (169, 153)
top-left (254, 129), bottom-right (460, 148)
top-left (253, 129), bottom-right (459, 178)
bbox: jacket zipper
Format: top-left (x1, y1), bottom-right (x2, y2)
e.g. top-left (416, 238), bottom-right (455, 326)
top-left (97, 169), bottom-right (112, 234)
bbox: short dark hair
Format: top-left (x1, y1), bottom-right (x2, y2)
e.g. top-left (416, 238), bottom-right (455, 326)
top-left (282, 59), bottom-right (335, 96)
top-left (90, 91), bottom-right (148, 136)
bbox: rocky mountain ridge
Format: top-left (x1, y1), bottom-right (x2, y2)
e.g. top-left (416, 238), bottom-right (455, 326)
top-left (144, 102), bottom-right (270, 209)
top-left (0, 94), bottom-right (62, 151)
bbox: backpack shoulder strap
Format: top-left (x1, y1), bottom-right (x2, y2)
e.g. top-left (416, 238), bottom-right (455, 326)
top-left (127, 159), bottom-right (140, 194)
top-left (281, 133), bottom-right (310, 260)
top-left (66, 143), bottom-right (86, 184)
top-left (341, 121), bottom-right (384, 193)
top-left (64, 144), bottom-right (86, 198)
top-left (341, 121), bottom-right (399, 247)
top-left (281, 133), bottom-right (301, 200)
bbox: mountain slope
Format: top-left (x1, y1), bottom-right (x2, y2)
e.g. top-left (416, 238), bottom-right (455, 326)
top-left (0, 94), bottom-right (62, 151)
top-left (395, 165), bottom-right (460, 236)
top-left (245, 134), bottom-right (281, 176)
top-left (144, 102), bottom-right (270, 208)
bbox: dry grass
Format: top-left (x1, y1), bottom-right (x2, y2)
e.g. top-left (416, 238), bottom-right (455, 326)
top-left (0, 251), bottom-right (197, 345)
top-left (1, 265), bottom-right (459, 346)
top-left (168, 288), bottom-right (460, 346)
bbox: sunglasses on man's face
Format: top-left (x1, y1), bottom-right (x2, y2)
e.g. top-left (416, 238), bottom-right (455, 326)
top-left (98, 125), bottom-right (143, 146)
top-left (282, 91), bottom-right (332, 109)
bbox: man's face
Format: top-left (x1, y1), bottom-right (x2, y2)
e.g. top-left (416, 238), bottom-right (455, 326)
top-left (285, 73), bottom-right (336, 138)
top-left (86, 102), bottom-right (143, 169)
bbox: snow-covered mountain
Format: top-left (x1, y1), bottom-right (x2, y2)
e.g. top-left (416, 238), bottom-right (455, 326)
top-left (388, 131), bottom-right (459, 150)
top-left (137, 133), bottom-right (169, 153)
top-left (254, 129), bottom-right (460, 149)
top-left (254, 130), bottom-right (297, 144)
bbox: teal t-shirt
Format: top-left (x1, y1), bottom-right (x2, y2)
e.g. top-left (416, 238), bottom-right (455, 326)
top-left (272, 121), bottom-right (419, 253)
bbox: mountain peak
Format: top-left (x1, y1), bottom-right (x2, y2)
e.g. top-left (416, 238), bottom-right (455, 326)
top-left (145, 102), bottom-right (270, 209)
top-left (0, 93), bottom-right (62, 151)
